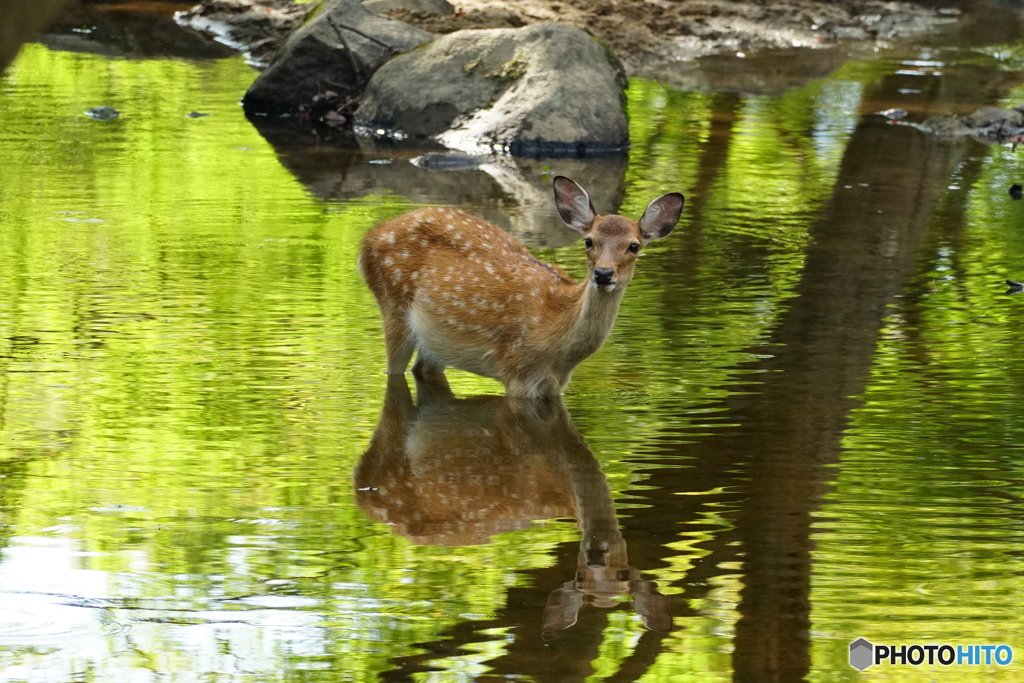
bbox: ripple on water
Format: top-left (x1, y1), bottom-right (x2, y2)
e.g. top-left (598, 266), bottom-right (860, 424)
top-left (0, 592), bottom-right (104, 645)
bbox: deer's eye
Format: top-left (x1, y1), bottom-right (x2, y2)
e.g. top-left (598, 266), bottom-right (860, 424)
top-left (628, 242), bottom-right (640, 253)
top-left (584, 237), bottom-right (594, 249)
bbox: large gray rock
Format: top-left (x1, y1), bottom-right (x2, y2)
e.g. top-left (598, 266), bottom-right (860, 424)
top-left (353, 22), bottom-right (629, 156)
top-left (243, 0), bottom-right (432, 113)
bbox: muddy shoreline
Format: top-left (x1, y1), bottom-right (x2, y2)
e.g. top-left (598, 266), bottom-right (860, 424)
top-left (392, 0), bottom-right (961, 77)
top-left (174, 0), bottom-right (963, 78)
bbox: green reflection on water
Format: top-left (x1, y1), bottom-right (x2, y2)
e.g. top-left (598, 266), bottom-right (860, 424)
top-left (808, 89), bottom-right (1024, 677)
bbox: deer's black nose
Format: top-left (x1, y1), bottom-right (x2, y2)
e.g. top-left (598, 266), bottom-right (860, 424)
top-left (594, 268), bottom-right (614, 285)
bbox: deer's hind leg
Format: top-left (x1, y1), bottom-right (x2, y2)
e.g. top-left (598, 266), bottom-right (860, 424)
top-left (381, 305), bottom-right (416, 375)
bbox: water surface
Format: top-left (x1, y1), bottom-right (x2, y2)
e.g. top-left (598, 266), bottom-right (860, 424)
top-left (4, 4), bottom-right (1024, 681)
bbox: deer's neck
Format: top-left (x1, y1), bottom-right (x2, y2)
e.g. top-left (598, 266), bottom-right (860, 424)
top-left (557, 281), bottom-right (626, 364)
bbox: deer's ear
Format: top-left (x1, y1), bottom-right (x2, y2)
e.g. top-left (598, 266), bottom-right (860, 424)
top-left (553, 176), bottom-right (597, 235)
top-left (639, 193), bottom-right (684, 243)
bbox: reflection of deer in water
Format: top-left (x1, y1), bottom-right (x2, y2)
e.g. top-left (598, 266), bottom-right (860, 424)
top-left (354, 374), bottom-right (671, 633)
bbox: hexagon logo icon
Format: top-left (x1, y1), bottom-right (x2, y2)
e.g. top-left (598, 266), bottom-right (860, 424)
top-left (850, 638), bottom-right (874, 671)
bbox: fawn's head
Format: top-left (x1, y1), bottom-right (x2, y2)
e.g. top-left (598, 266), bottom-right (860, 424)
top-left (553, 176), bottom-right (684, 291)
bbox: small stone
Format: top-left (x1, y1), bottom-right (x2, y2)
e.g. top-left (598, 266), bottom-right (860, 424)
top-left (85, 106), bottom-right (120, 121)
top-left (879, 108), bottom-right (907, 121)
top-left (411, 152), bottom-right (488, 171)
top-left (963, 106), bottom-right (1023, 129)
top-left (363, 0), bottom-right (453, 15)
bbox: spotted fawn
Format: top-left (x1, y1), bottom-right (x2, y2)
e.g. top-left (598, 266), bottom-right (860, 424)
top-left (359, 176), bottom-right (684, 398)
